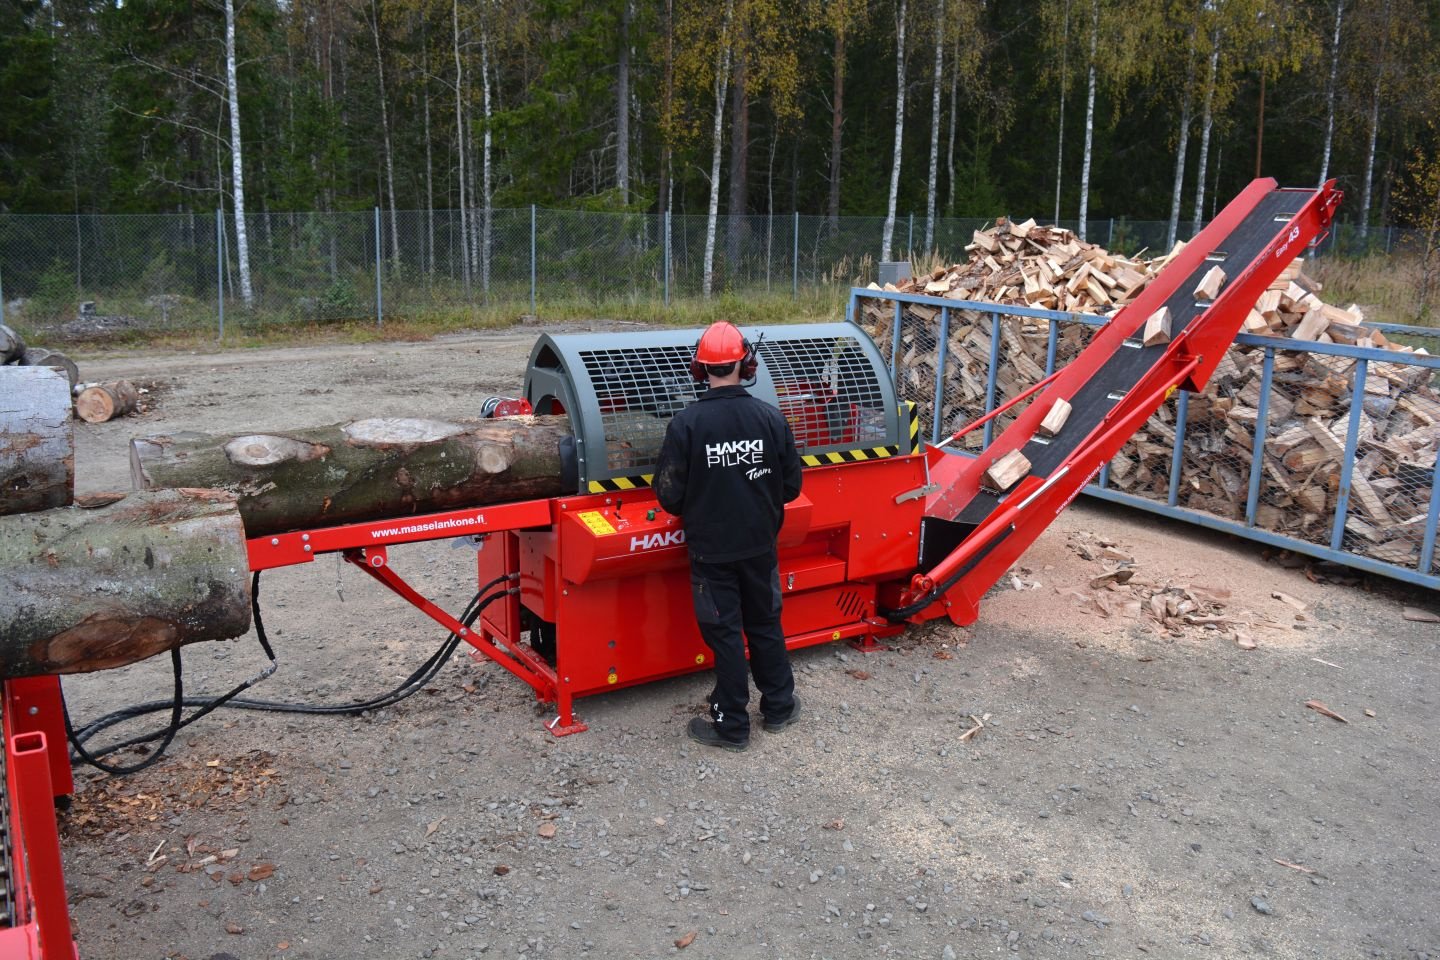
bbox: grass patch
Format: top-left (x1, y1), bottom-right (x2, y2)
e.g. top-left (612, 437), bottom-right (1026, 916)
top-left (1308, 252), bottom-right (1434, 327)
top-left (15, 289), bottom-right (849, 358)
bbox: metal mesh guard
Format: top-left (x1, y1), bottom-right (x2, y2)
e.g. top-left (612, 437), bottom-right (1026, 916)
top-left (576, 344), bottom-right (702, 474)
top-left (574, 333), bottom-right (892, 476)
top-left (758, 335), bottom-right (890, 452)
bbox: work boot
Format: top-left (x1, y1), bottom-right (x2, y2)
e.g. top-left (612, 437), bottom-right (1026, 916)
top-left (687, 717), bottom-right (748, 752)
top-left (763, 694), bottom-right (802, 733)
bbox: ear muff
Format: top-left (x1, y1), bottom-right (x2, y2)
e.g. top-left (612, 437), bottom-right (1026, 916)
top-left (689, 340), bottom-right (707, 381)
top-left (739, 339), bottom-right (758, 380)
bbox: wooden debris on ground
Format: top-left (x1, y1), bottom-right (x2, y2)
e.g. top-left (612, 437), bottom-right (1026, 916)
top-left (857, 221), bottom-right (1438, 571)
top-left (1304, 699), bottom-right (1349, 723)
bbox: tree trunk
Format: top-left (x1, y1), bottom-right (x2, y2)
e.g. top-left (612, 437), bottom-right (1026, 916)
top-left (0, 489), bottom-right (251, 679)
top-left (370, 0), bottom-right (401, 272)
top-left (881, 0), bottom-right (908, 262)
top-left (0, 366), bottom-right (73, 517)
top-left (924, 0), bottom-right (944, 252)
top-left (946, 33), bottom-right (957, 217)
top-left (1359, 0), bottom-right (1387, 247)
top-left (20, 347), bottom-right (79, 389)
top-left (617, 0), bottom-right (631, 203)
top-left (452, 0), bottom-right (471, 297)
top-left (423, 22), bottom-right (435, 276)
top-left (1359, 72), bottom-right (1380, 243)
top-left (1077, 0), bottom-right (1097, 241)
top-left (1319, 0), bottom-right (1344, 186)
top-left (702, 0), bottom-right (736, 299)
top-left (481, 26), bottom-right (494, 296)
top-left (828, 24), bottom-right (846, 228)
top-left (659, 0), bottom-right (674, 217)
top-left (75, 381), bottom-right (139, 424)
top-left (1054, 0), bottom-right (1071, 224)
top-left (223, 0), bottom-right (254, 307)
top-left (726, 47), bottom-right (749, 275)
top-left (1166, 59), bottom-right (1194, 251)
top-left (1191, 39), bottom-right (1219, 235)
top-left (131, 416), bottom-right (572, 538)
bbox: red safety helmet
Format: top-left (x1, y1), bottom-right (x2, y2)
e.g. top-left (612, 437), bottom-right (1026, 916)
top-left (689, 321), bottom-right (758, 382)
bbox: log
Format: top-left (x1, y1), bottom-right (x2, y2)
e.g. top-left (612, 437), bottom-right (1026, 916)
top-left (1, 366), bottom-right (74, 516)
top-left (19, 347), bottom-right (80, 388)
top-left (75, 379), bottom-right (139, 423)
top-left (0, 324), bottom-right (25, 364)
top-left (131, 415), bottom-right (573, 537)
top-left (0, 488), bottom-right (251, 678)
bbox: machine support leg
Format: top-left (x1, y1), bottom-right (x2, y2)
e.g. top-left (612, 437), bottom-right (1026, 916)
top-left (5, 676), bottom-right (73, 798)
top-left (11, 732), bottom-right (76, 959)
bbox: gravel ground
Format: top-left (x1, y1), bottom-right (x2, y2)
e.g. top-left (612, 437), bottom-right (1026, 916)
top-left (50, 325), bottom-right (1440, 960)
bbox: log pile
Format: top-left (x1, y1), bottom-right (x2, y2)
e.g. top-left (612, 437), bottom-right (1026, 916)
top-left (2, 322), bottom-right (80, 391)
top-left (859, 223), bottom-right (1439, 570)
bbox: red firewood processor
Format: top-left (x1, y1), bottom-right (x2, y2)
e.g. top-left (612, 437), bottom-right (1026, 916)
top-left (0, 178), bottom-right (1340, 959)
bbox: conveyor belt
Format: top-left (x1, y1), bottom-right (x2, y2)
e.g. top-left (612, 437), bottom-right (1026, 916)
top-left (955, 188), bottom-right (1305, 526)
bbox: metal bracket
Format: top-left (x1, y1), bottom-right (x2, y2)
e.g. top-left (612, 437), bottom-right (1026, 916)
top-left (894, 483), bottom-right (938, 505)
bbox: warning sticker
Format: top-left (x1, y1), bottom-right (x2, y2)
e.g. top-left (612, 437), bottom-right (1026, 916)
top-left (577, 510), bottom-right (616, 536)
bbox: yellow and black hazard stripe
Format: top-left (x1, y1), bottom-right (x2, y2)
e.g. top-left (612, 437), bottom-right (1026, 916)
top-left (800, 446), bottom-right (901, 467)
top-left (900, 401), bottom-right (922, 454)
top-left (586, 474), bottom-right (654, 494)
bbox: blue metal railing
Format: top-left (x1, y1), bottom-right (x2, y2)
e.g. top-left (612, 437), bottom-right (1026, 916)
top-left (847, 287), bottom-right (1440, 590)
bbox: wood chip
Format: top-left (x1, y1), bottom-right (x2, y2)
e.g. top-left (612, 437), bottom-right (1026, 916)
top-left (1402, 606), bottom-right (1440, 623)
top-left (1271, 591), bottom-right (1308, 613)
top-left (675, 930), bottom-right (697, 949)
top-left (247, 863), bottom-right (275, 882)
top-left (1304, 700), bottom-right (1348, 723)
top-left (537, 822), bottom-right (557, 839)
top-left (1272, 858), bottom-right (1316, 874)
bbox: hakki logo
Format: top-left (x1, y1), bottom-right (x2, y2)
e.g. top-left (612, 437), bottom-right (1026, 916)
top-left (706, 438), bottom-right (764, 467)
top-left (630, 529), bottom-right (686, 552)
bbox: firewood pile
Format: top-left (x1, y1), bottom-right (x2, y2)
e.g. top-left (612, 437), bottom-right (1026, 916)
top-left (859, 221), bottom-right (1440, 572)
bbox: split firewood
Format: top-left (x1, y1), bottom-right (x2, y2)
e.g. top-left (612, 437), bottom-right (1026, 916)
top-left (132, 415), bottom-right (573, 538)
top-left (862, 228), bottom-right (1439, 572)
top-left (982, 449), bottom-right (1031, 491)
top-left (1, 365), bottom-right (74, 516)
top-left (1037, 398), bottom-right (1072, 438)
top-left (1194, 266), bottom-right (1227, 301)
top-left (0, 488), bottom-right (251, 678)
top-left (1142, 306), bottom-right (1172, 347)
top-left (75, 379), bottom-right (139, 423)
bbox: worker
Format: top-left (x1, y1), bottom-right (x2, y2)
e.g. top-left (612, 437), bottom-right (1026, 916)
top-left (654, 321), bottom-right (804, 751)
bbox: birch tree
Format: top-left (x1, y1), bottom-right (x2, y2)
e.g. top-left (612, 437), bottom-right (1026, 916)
top-left (1317, 0), bottom-right (1344, 185)
top-left (223, 0), bottom-right (253, 306)
top-left (1077, 0), bottom-right (1098, 239)
top-left (617, 0), bottom-right (631, 202)
top-left (368, 0), bottom-right (400, 272)
top-left (923, 0), bottom-right (945, 252)
top-left (823, 0), bottom-right (867, 228)
top-left (880, 0), bottom-right (908, 262)
top-left (452, 0), bottom-right (470, 296)
top-left (1165, 45), bottom-right (1195, 249)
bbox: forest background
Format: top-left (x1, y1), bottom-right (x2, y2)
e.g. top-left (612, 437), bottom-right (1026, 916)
top-left (2, 0), bottom-right (1440, 328)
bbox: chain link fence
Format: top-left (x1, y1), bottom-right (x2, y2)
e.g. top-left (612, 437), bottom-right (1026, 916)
top-left (4, 207), bottom-right (1421, 340)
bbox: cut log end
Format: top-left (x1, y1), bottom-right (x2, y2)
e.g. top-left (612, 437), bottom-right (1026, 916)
top-left (74, 380), bottom-right (138, 423)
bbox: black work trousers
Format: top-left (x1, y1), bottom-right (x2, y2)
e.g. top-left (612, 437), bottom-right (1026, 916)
top-left (689, 549), bottom-right (796, 742)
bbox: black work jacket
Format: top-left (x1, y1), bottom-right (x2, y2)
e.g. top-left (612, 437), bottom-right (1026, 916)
top-left (653, 385), bottom-right (804, 563)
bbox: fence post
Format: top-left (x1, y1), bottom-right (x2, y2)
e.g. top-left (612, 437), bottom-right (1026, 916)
top-left (530, 204), bottom-right (538, 316)
top-left (374, 206), bottom-right (383, 327)
top-left (1108, 218), bottom-right (1115, 248)
top-left (215, 208), bottom-right (225, 339)
top-left (907, 213), bottom-right (914, 259)
top-left (664, 210), bottom-right (671, 307)
top-left (0, 261), bottom-right (6, 328)
top-left (792, 212), bottom-right (799, 301)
